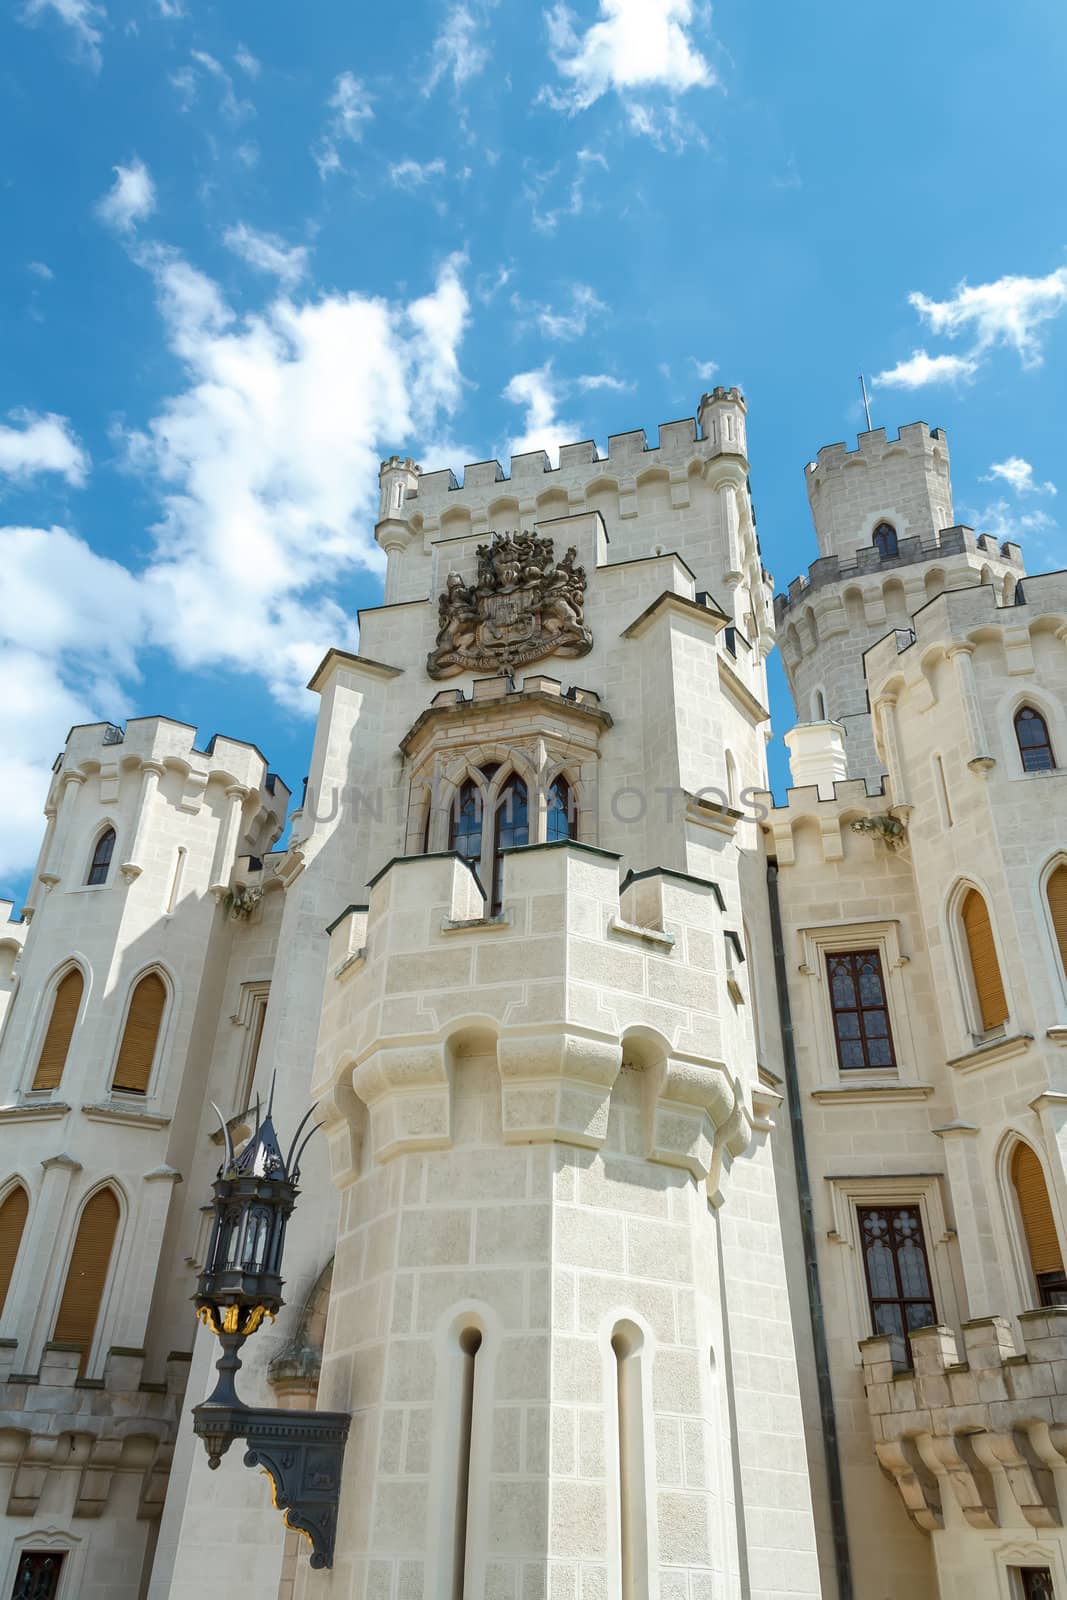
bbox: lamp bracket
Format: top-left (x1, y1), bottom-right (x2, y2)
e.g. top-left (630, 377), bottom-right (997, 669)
top-left (192, 1400), bottom-right (350, 1568)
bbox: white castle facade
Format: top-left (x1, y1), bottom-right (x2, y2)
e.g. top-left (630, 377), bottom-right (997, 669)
top-left (0, 389), bottom-right (1065, 1600)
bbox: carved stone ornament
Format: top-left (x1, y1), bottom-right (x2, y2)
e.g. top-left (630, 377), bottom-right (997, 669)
top-left (427, 530), bottom-right (593, 679)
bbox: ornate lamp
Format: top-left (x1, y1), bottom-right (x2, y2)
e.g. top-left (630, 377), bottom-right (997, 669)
top-left (191, 1090), bottom-right (349, 1569)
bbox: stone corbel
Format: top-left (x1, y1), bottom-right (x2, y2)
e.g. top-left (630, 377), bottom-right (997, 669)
top-left (873, 1438), bottom-right (943, 1531)
top-left (707, 1076), bottom-right (752, 1205)
top-left (314, 1081), bottom-right (365, 1187)
top-left (643, 1053), bottom-right (734, 1181)
top-left (352, 1042), bottom-right (451, 1164)
top-left (496, 1030), bottom-right (622, 1149)
top-left (73, 1437), bottom-right (124, 1518)
top-left (7, 1434), bottom-right (61, 1517)
top-left (968, 1428), bottom-right (1058, 1529)
top-left (915, 1431), bottom-right (998, 1529)
top-left (137, 1441), bottom-right (174, 1520)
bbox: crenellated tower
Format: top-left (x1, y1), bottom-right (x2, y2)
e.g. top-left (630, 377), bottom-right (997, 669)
top-left (776, 423), bottom-right (1025, 786)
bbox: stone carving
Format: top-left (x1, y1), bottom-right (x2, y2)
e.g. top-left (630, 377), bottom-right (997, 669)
top-left (427, 530), bottom-right (593, 679)
top-left (850, 813), bottom-right (907, 850)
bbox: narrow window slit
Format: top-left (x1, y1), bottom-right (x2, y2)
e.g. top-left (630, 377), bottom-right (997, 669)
top-left (612, 1322), bottom-right (649, 1600)
top-left (452, 1326), bottom-right (482, 1600)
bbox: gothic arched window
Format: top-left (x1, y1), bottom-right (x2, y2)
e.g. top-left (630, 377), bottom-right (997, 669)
top-left (86, 827), bottom-right (116, 886)
top-left (111, 972), bottom-right (167, 1094)
top-left (873, 522), bottom-right (898, 558)
top-left (449, 779), bottom-right (484, 871)
top-left (546, 777), bottom-right (574, 843)
top-left (1011, 1143), bottom-right (1067, 1307)
top-left (31, 967), bottom-right (83, 1091)
top-left (0, 1184), bottom-right (29, 1317)
top-left (491, 776), bottom-right (528, 915)
top-left (960, 888), bottom-right (1008, 1032)
top-left (52, 1186), bottom-right (120, 1372)
top-left (1015, 706), bottom-right (1056, 773)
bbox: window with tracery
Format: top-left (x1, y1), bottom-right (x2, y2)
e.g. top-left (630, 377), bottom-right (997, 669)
top-left (858, 1205), bottom-right (935, 1343)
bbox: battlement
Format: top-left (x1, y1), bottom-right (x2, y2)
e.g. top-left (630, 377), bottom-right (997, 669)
top-left (806, 422), bottom-right (945, 478)
top-left (381, 391), bottom-right (749, 516)
top-left (52, 717), bottom-right (289, 812)
top-left (313, 841), bottom-right (756, 1186)
top-left (864, 566), bottom-right (1067, 688)
top-left (775, 526), bottom-right (1025, 621)
top-left (861, 1312), bottom-right (1067, 1533)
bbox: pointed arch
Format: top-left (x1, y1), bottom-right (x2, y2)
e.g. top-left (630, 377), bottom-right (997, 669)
top-left (0, 1183), bottom-right (29, 1317)
top-left (1015, 704), bottom-right (1056, 773)
top-left (1046, 860), bottom-right (1067, 983)
top-left (958, 886), bottom-right (1009, 1032)
top-left (52, 1186), bottom-right (120, 1372)
top-left (490, 773), bottom-right (529, 914)
top-left (546, 774), bottom-right (574, 842)
top-left (1010, 1141), bottom-right (1067, 1307)
top-left (30, 964), bottom-right (85, 1091)
top-left (111, 969), bottom-right (169, 1093)
top-left (86, 825), bottom-right (116, 887)
top-left (873, 522), bottom-right (899, 558)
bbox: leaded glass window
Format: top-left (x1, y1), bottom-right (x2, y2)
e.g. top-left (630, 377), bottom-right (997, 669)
top-left (826, 950), bottom-right (895, 1071)
top-left (858, 1205), bottom-right (936, 1344)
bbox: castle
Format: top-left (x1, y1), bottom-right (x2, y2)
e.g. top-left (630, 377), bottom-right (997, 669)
top-left (0, 389), bottom-right (1064, 1600)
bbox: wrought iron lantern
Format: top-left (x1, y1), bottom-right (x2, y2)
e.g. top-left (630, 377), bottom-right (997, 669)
top-left (191, 1089), bottom-right (350, 1568)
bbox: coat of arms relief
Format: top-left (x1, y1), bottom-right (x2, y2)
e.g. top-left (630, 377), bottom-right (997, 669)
top-left (426, 530), bottom-right (594, 679)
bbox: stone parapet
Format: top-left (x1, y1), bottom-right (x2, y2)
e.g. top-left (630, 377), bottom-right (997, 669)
top-left (0, 1345), bottom-right (188, 1519)
top-left (861, 1312), bottom-right (1067, 1533)
top-left (314, 841), bottom-right (755, 1187)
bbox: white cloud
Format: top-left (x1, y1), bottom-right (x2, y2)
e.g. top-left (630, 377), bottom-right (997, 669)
top-left (425, 3), bottom-right (490, 94)
top-left (960, 497), bottom-right (1057, 559)
top-left (910, 267), bottom-right (1067, 369)
top-left (504, 365), bottom-right (580, 463)
top-left (95, 159), bottom-right (156, 233)
top-left (20, 0), bottom-right (104, 68)
top-left (983, 456), bottom-right (1057, 497)
top-left (543, 0), bottom-right (714, 113)
top-left (576, 373), bottom-right (631, 392)
top-left (0, 252), bottom-right (475, 882)
top-left (27, 261), bottom-right (54, 281)
top-left (0, 411), bottom-right (89, 486)
top-left (315, 72), bottom-right (374, 179)
top-left (527, 147), bottom-right (607, 233)
top-left (155, 0), bottom-right (184, 16)
top-left (171, 50), bottom-right (254, 121)
top-left (235, 44), bottom-right (260, 77)
top-left (475, 265), bottom-right (511, 303)
top-left (389, 157), bottom-right (447, 189)
top-left (691, 357), bottom-right (717, 382)
top-left (521, 281), bottom-right (606, 340)
top-left (872, 349), bottom-right (979, 389)
top-left (223, 223), bottom-right (310, 288)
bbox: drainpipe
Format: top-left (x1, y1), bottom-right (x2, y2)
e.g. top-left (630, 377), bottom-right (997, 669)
top-left (766, 860), bottom-right (853, 1600)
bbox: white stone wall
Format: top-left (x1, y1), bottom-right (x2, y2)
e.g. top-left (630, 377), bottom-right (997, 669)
top-left (765, 566), bottom-right (1067, 1597)
top-left (307, 844), bottom-right (819, 1600)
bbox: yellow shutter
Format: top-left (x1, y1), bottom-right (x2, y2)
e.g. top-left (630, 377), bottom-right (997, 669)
top-left (111, 973), bottom-right (166, 1093)
top-left (1012, 1144), bottom-right (1064, 1279)
top-left (0, 1186), bottom-right (29, 1316)
top-left (52, 1188), bottom-right (119, 1371)
top-left (1048, 866), bottom-right (1067, 978)
top-left (962, 889), bottom-right (1008, 1030)
top-left (31, 968), bottom-right (83, 1091)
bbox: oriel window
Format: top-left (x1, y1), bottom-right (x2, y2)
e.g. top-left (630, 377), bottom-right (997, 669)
top-left (826, 950), bottom-right (895, 1070)
top-left (858, 1204), bottom-right (936, 1343)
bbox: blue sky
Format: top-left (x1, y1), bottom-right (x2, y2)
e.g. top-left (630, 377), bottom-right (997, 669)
top-left (2, 0), bottom-right (1066, 896)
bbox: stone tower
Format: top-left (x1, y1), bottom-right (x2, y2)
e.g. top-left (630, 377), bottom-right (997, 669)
top-left (287, 396), bottom-right (821, 1599)
top-left (775, 423), bottom-right (1025, 786)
